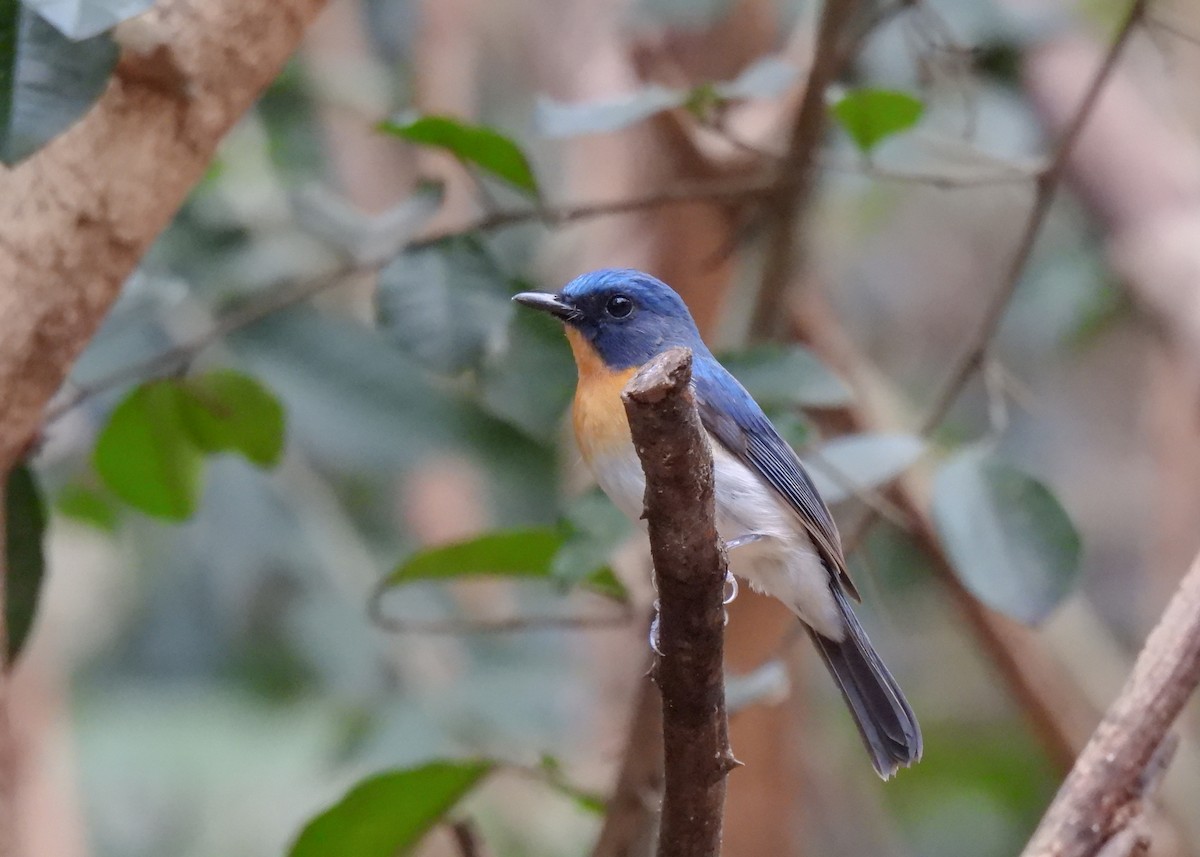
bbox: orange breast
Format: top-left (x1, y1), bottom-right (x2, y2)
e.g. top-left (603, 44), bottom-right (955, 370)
top-left (566, 328), bottom-right (637, 464)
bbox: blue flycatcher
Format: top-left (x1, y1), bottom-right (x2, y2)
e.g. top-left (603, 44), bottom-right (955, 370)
top-left (514, 268), bottom-right (921, 779)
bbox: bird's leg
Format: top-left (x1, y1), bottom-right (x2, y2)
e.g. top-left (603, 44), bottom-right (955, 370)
top-left (648, 533), bottom-right (767, 653)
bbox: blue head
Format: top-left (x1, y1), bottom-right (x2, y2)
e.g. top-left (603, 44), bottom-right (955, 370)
top-left (513, 269), bottom-right (706, 370)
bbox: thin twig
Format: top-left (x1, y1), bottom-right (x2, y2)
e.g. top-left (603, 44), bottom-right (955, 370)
top-left (751, 0), bottom-right (862, 339)
top-left (367, 575), bottom-right (638, 635)
top-left (622, 348), bottom-right (735, 857)
top-left (841, 0), bottom-right (1148, 567)
top-left (449, 819), bottom-right (493, 857)
top-left (920, 0), bottom-right (1147, 433)
top-left (1021, 551), bottom-right (1200, 857)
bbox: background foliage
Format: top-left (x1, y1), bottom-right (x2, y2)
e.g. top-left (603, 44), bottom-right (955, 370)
top-left (5, 0), bottom-right (1200, 855)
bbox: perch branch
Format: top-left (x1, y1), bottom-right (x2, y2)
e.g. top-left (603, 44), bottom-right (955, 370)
top-left (622, 348), bottom-right (735, 857)
top-left (1021, 552), bottom-right (1200, 857)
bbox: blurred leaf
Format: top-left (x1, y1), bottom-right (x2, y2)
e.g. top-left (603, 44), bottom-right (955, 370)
top-left (5, 464), bottom-right (46, 661)
top-left (380, 114), bottom-right (538, 195)
top-left (0, 7), bottom-right (116, 164)
top-left (288, 760), bottom-right (493, 857)
top-left (293, 182), bottom-right (444, 266)
top-left (719, 344), bottom-right (853, 409)
top-left (376, 235), bottom-right (513, 374)
top-left (22, 0), bottom-right (153, 40)
top-left (550, 489), bottom-right (631, 588)
top-left (831, 89), bottom-right (923, 155)
top-left (94, 381), bottom-right (202, 520)
top-left (932, 444), bottom-right (1080, 625)
top-left (177, 370), bottom-right (286, 467)
top-left (804, 432), bottom-right (925, 504)
top-left (537, 54), bottom-right (798, 138)
top-left (536, 85), bottom-right (685, 138)
top-left (714, 55), bottom-right (799, 100)
top-left (478, 306), bottom-right (575, 442)
top-left (538, 755), bottom-right (606, 815)
top-left (388, 528), bottom-right (562, 585)
top-left (56, 482), bottom-right (118, 530)
top-left (385, 526), bottom-right (625, 601)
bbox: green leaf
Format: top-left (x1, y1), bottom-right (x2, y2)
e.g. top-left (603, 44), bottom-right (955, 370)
top-left (288, 760), bottom-right (492, 857)
top-left (5, 464), bottom-right (46, 662)
top-left (380, 115), bottom-right (538, 195)
top-left (177, 370), bottom-right (286, 467)
top-left (804, 432), bottom-right (925, 504)
top-left (23, 0), bottom-right (154, 41)
top-left (388, 528), bottom-right (563, 586)
top-left (0, 8), bottom-right (117, 164)
top-left (55, 482), bottom-right (118, 530)
top-left (720, 344), bottom-right (853, 409)
top-left (932, 444), bottom-right (1081, 625)
top-left (384, 525), bottom-right (626, 602)
top-left (831, 88), bottom-right (923, 155)
top-left (376, 235), bottom-right (513, 374)
top-left (93, 381), bottom-right (202, 521)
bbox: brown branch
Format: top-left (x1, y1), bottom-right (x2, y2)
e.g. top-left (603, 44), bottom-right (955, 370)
top-left (589, 669), bottom-right (664, 857)
top-left (750, 0), bottom-right (861, 339)
top-left (1021, 552), bottom-right (1200, 857)
top-left (621, 348), bottom-right (735, 857)
top-left (0, 0), bottom-right (330, 471)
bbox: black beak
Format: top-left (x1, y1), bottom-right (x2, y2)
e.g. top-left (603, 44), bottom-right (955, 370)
top-left (512, 291), bottom-right (576, 320)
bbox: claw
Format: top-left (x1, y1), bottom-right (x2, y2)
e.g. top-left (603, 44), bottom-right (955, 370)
top-left (725, 533), bottom-right (766, 552)
top-left (723, 572), bottom-right (739, 605)
top-left (649, 599), bottom-right (663, 655)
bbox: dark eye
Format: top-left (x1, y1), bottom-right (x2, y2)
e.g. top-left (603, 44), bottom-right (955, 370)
top-left (606, 294), bottom-right (633, 318)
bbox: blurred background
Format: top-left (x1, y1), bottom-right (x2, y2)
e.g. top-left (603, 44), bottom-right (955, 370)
top-left (11, 0), bottom-right (1200, 854)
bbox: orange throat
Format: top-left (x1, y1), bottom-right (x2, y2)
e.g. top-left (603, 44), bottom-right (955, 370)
top-left (566, 328), bottom-right (637, 465)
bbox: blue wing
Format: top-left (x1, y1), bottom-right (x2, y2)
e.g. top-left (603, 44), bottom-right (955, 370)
top-left (691, 353), bottom-right (858, 599)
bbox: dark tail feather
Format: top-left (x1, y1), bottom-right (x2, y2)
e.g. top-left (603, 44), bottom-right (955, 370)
top-left (807, 588), bottom-right (922, 779)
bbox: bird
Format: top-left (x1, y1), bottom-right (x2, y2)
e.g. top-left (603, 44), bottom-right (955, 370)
top-left (513, 268), bottom-right (921, 779)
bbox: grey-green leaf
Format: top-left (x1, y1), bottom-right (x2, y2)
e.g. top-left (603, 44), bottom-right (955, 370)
top-left (376, 235), bottom-right (513, 375)
top-left (23, 0), bottom-right (153, 41)
top-left (720, 344), bottom-right (853, 409)
top-left (5, 464), bottom-right (46, 661)
top-left (831, 88), bottom-right (923, 155)
top-left (932, 444), bottom-right (1081, 625)
top-left (803, 432), bottom-right (925, 504)
top-left (379, 114), bottom-right (538, 195)
top-left (288, 760), bottom-right (492, 857)
top-left (535, 85), bottom-right (685, 138)
top-left (0, 7), bottom-right (117, 164)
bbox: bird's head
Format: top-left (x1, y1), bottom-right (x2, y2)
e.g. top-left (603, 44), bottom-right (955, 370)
top-left (513, 269), bottom-right (704, 372)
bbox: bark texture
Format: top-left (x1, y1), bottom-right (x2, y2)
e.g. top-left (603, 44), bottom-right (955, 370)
top-left (622, 347), bottom-right (735, 857)
top-left (0, 0), bottom-right (330, 470)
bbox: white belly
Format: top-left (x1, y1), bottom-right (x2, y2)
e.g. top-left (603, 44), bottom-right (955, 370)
top-left (589, 436), bottom-right (843, 639)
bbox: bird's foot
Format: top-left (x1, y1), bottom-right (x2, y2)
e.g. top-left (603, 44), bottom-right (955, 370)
top-left (649, 599), bottom-right (663, 655)
top-left (724, 532), bottom-right (766, 552)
